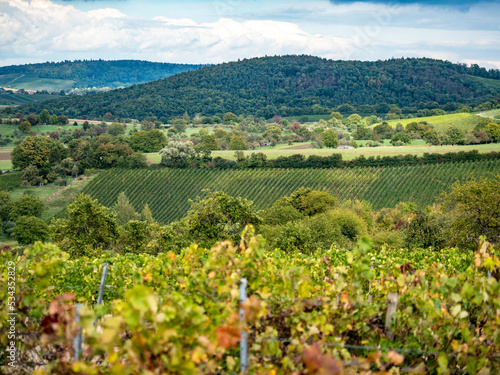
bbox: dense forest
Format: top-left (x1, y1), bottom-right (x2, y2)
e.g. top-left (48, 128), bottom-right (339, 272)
top-left (17, 56), bottom-right (500, 122)
top-left (0, 60), bottom-right (205, 89)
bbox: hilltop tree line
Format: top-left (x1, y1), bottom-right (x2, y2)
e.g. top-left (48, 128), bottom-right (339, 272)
top-left (14, 56), bottom-right (500, 121)
top-left (0, 60), bottom-right (204, 90)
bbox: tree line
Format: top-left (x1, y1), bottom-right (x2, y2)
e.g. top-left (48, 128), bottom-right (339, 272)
top-left (14, 56), bottom-right (500, 122)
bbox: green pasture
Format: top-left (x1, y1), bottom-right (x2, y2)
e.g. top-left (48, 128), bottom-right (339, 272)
top-left (375, 112), bottom-right (481, 132)
top-left (479, 109), bottom-right (500, 120)
top-left (144, 142), bottom-right (500, 163)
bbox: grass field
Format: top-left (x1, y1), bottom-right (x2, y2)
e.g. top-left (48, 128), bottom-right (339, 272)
top-left (145, 142), bottom-right (500, 163)
top-left (479, 109), bottom-right (500, 120)
top-left (375, 112), bottom-right (482, 132)
top-left (0, 73), bottom-right (75, 91)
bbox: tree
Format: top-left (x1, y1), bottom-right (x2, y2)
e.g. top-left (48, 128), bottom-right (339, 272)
top-left (9, 194), bottom-right (45, 221)
top-left (140, 120), bottom-right (155, 131)
top-left (287, 188), bottom-right (337, 216)
top-left (26, 114), bottom-right (38, 126)
top-left (13, 216), bottom-right (49, 245)
top-left (108, 122), bottom-right (126, 136)
top-left (184, 191), bottom-right (262, 247)
top-left (50, 194), bottom-right (119, 255)
top-left (58, 115), bottom-right (69, 125)
top-left (129, 130), bottom-right (168, 152)
top-left (353, 126), bottom-right (372, 140)
top-left (443, 176), bottom-right (500, 249)
top-left (11, 136), bottom-right (66, 170)
top-left (49, 115), bottom-right (59, 125)
top-left (200, 134), bottom-right (218, 152)
top-left (445, 126), bottom-right (466, 145)
top-left (20, 165), bottom-right (43, 187)
top-left (321, 129), bottom-right (338, 148)
top-left (113, 192), bottom-right (140, 226)
top-left (423, 129), bottom-right (441, 145)
top-left (486, 123), bottom-right (500, 142)
top-left (391, 132), bottom-right (411, 146)
top-left (18, 121), bottom-right (31, 132)
top-left (38, 109), bottom-right (50, 124)
top-left (223, 112), bottom-right (238, 124)
top-left (141, 203), bottom-right (155, 224)
top-left (405, 209), bottom-right (446, 250)
top-left (329, 111), bottom-right (343, 121)
top-left (159, 141), bottom-right (196, 168)
top-left (172, 119), bottom-right (187, 134)
top-left (229, 136), bottom-right (247, 150)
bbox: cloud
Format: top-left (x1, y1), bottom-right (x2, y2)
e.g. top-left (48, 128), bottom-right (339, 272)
top-left (0, 0), bottom-right (498, 68)
top-left (0, 0), bottom-right (356, 64)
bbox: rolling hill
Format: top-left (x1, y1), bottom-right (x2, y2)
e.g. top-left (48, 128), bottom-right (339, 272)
top-left (16, 56), bottom-right (500, 122)
top-left (0, 60), bottom-right (205, 91)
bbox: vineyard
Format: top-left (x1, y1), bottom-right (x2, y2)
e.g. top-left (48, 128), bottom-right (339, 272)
top-left (2, 232), bottom-right (499, 374)
top-left (82, 159), bottom-right (500, 223)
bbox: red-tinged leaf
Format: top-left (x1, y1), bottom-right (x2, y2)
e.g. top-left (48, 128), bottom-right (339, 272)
top-left (216, 325), bottom-right (240, 349)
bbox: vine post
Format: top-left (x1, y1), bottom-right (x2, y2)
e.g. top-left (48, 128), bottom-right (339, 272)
top-left (97, 263), bottom-right (109, 305)
top-left (385, 292), bottom-right (398, 340)
top-left (239, 278), bottom-right (248, 373)
top-left (73, 304), bottom-right (83, 362)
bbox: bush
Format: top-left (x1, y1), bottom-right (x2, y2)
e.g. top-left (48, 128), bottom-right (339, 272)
top-left (13, 216), bottom-right (49, 245)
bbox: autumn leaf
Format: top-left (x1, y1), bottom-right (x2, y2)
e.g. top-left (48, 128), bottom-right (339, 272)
top-left (387, 350), bottom-right (404, 365)
top-left (143, 272), bottom-right (153, 282)
top-left (303, 342), bottom-right (343, 375)
top-left (216, 325), bottom-right (240, 349)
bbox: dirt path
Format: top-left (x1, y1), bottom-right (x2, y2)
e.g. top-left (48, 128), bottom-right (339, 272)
top-left (6, 74), bottom-right (25, 85)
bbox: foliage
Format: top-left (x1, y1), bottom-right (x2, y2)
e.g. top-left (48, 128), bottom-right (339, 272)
top-left (442, 176), bottom-right (500, 249)
top-left (107, 122), bottom-right (126, 136)
top-left (17, 56), bottom-right (500, 120)
top-left (50, 194), bottom-right (119, 256)
top-left (113, 192), bottom-right (140, 226)
top-left (5, 233), bottom-right (500, 374)
top-left (159, 141), bottom-right (197, 168)
top-left (184, 191), bottom-right (262, 247)
top-left (20, 164), bottom-right (43, 187)
top-left (405, 208), bottom-right (447, 250)
top-left (229, 135), bottom-right (247, 150)
top-left (11, 135), bottom-right (67, 170)
top-left (320, 129), bottom-right (338, 148)
top-left (129, 129), bottom-right (168, 152)
top-left (82, 160), bottom-right (500, 224)
top-left (0, 59), bottom-right (204, 89)
top-left (18, 120), bottom-right (31, 132)
top-left (13, 215), bottom-right (49, 244)
top-left (9, 193), bottom-right (45, 221)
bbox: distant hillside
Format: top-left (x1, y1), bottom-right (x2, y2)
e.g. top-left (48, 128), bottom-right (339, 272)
top-left (17, 56), bottom-right (500, 121)
top-left (0, 60), bottom-right (205, 91)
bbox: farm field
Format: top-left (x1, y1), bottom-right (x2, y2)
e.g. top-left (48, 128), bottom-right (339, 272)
top-left (0, 73), bottom-right (75, 91)
top-left (143, 143), bottom-right (500, 163)
top-left (82, 159), bottom-right (500, 223)
top-left (375, 112), bottom-right (482, 132)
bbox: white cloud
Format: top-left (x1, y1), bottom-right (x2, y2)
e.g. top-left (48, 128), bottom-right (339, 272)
top-left (0, 0), bottom-right (356, 64)
top-left (0, 0), bottom-right (498, 68)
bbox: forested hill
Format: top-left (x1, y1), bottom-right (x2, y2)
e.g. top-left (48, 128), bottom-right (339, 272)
top-left (0, 60), bottom-right (205, 89)
top-left (18, 56), bottom-right (500, 121)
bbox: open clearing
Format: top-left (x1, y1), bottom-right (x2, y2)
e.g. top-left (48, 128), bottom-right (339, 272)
top-left (145, 143), bottom-right (500, 163)
top-left (375, 112), bottom-right (482, 132)
top-left (0, 73), bottom-right (75, 91)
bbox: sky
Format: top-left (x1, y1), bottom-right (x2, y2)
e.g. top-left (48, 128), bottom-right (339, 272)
top-left (0, 0), bottom-right (499, 69)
